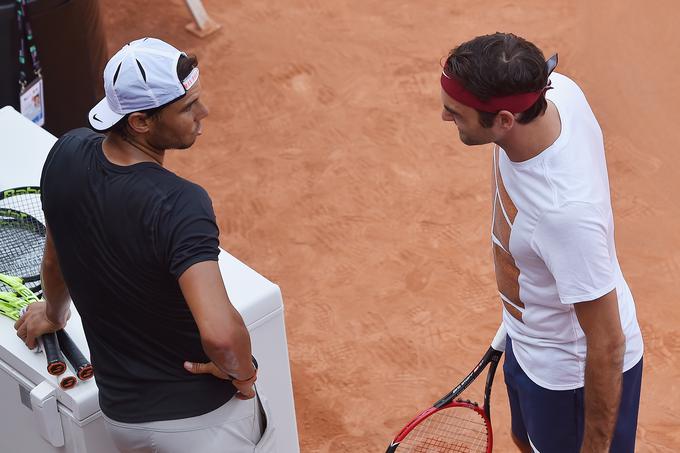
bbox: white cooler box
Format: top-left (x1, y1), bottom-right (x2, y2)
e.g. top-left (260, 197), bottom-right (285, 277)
top-left (0, 106), bottom-right (299, 452)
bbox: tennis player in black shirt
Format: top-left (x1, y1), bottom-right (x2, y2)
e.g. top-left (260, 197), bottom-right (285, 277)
top-left (15, 38), bottom-right (268, 452)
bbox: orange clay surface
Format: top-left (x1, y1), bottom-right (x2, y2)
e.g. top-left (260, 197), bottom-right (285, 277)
top-left (103, 1), bottom-right (680, 451)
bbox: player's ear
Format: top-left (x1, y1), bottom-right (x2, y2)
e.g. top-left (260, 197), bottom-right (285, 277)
top-left (495, 110), bottom-right (515, 131)
top-left (127, 112), bottom-right (153, 134)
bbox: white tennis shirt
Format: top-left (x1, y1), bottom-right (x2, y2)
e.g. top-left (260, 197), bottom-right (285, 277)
top-left (492, 72), bottom-right (643, 390)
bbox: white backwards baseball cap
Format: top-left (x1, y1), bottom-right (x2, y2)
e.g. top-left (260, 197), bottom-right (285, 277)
top-left (88, 37), bottom-right (200, 131)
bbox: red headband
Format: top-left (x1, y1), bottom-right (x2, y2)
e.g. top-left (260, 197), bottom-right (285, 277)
top-left (441, 71), bottom-right (548, 113)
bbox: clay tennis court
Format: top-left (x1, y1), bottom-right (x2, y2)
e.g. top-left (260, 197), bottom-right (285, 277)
top-left (102, 1), bottom-right (679, 451)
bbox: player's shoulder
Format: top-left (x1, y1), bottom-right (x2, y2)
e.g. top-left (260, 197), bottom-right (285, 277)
top-left (151, 169), bottom-right (207, 197)
top-left (175, 178), bottom-right (210, 201)
top-left (44, 128), bottom-right (102, 177)
top-left (49, 128), bottom-right (104, 159)
top-left (152, 172), bottom-right (212, 209)
top-left (56, 127), bottom-right (104, 146)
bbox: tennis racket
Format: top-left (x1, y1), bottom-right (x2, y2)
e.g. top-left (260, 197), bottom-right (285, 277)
top-left (0, 186), bottom-right (45, 295)
top-left (386, 324), bottom-right (507, 453)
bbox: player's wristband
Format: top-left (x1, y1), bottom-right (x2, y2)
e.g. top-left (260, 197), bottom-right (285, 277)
top-left (228, 355), bottom-right (258, 383)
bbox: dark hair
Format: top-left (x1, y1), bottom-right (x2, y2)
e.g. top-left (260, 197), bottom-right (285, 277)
top-left (106, 54), bottom-right (199, 136)
top-left (444, 33), bottom-right (548, 127)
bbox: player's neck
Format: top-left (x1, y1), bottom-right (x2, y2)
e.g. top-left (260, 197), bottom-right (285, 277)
top-left (496, 101), bottom-right (561, 163)
top-left (103, 133), bottom-right (166, 166)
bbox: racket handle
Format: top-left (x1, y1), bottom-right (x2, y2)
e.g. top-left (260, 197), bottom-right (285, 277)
top-left (58, 368), bottom-right (78, 390)
top-left (56, 329), bottom-right (93, 380)
top-left (41, 333), bottom-right (66, 376)
top-left (491, 323), bottom-right (507, 352)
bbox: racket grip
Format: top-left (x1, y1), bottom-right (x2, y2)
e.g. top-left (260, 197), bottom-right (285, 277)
top-left (41, 333), bottom-right (66, 376)
top-left (56, 329), bottom-right (93, 380)
top-left (491, 323), bottom-right (507, 352)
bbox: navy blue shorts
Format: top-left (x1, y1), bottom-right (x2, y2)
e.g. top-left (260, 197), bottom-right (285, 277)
top-left (503, 336), bottom-right (642, 453)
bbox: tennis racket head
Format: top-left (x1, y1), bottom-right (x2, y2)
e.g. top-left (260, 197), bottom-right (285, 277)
top-left (386, 325), bottom-right (506, 453)
top-left (0, 186), bottom-right (45, 289)
top-left (387, 400), bottom-right (492, 452)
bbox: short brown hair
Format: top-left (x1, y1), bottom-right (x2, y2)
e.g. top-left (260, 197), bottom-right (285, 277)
top-left (444, 33), bottom-right (549, 127)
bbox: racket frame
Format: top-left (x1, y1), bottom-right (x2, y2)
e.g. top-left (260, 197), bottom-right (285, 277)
top-left (0, 186), bottom-right (41, 201)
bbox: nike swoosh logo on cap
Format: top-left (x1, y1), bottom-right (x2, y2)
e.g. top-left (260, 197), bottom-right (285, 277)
top-left (92, 113), bottom-right (102, 122)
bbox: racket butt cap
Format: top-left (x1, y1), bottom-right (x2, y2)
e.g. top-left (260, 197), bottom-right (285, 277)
top-left (59, 376), bottom-right (77, 389)
top-left (47, 361), bottom-right (66, 376)
top-left (77, 364), bottom-right (94, 380)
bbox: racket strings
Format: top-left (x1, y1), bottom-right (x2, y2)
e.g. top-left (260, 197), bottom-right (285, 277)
top-left (0, 191), bottom-right (45, 281)
top-left (399, 406), bottom-right (489, 452)
top-left (0, 226), bottom-right (45, 277)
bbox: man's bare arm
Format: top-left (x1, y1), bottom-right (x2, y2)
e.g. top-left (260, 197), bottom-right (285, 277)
top-left (15, 225), bottom-right (70, 348)
top-left (41, 225), bottom-right (70, 324)
top-left (575, 289), bottom-right (625, 453)
top-left (179, 260), bottom-right (257, 398)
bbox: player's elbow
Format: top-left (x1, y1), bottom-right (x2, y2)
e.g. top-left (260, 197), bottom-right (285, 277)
top-left (200, 324), bottom-right (248, 356)
top-left (611, 331), bottom-right (626, 357)
top-left (201, 333), bottom-right (236, 355)
top-left (605, 333), bottom-right (625, 361)
top-left (587, 326), bottom-right (625, 358)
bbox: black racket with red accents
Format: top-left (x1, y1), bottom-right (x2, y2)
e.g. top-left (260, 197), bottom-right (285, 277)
top-left (56, 329), bottom-right (93, 380)
top-left (386, 324), bottom-right (506, 453)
